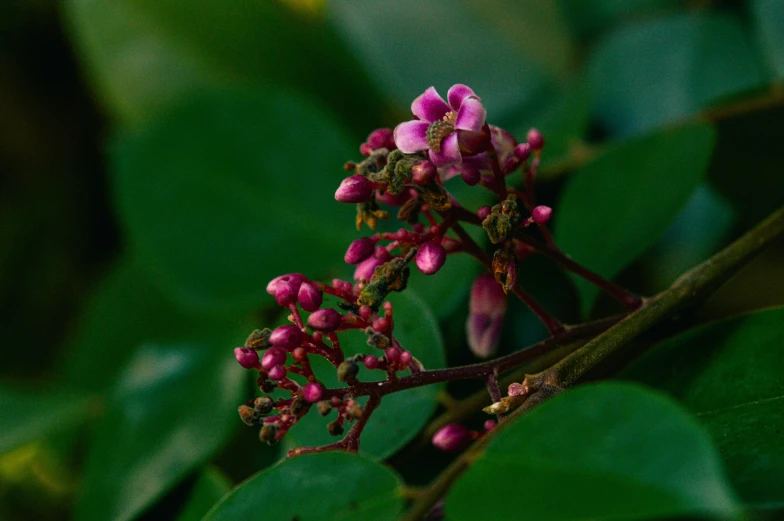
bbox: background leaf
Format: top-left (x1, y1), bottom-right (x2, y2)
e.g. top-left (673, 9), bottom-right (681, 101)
top-left (285, 290), bottom-right (445, 459)
top-left (204, 452), bottom-right (404, 521)
top-left (112, 91), bottom-right (356, 313)
top-left (751, 0), bottom-right (784, 79)
top-left (554, 123), bottom-right (716, 314)
top-left (174, 467), bottom-right (231, 521)
top-left (589, 12), bottom-right (766, 137)
top-left (75, 342), bottom-right (245, 521)
top-left (446, 382), bottom-right (739, 521)
top-left (622, 307), bottom-right (784, 506)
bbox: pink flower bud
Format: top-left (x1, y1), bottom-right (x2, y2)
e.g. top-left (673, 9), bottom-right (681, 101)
top-left (467, 274), bottom-right (507, 359)
top-left (261, 347), bottom-right (287, 370)
top-left (385, 347), bottom-right (400, 364)
top-left (458, 163), bottom-right (481, 186)
top-left (269, 325), bottom-right (303, 350)
top-left (302, 382), bottom-right (325, 403)
top-left (527, 128), bottom-right (545, 150)
top-left (267, 365), bottom-right (286, 381)
top-left (415, 242), bottom-right (447, 275)
top-left (432, 424), bottom-right (472, 452)
top-left (344, 237), bottom-right (375, 264)
top-left (307, 308), bottom-right (342, 332)
top-left (508, 382), bottom-right (526, 396)
top-left (297, 282), bottom-right (322, 312)
top-left (531, 205), bottom-right (552, 225)
top-left (513, 142), bottom-right (532, 161)
top-left (354, 256), bottom-right (383, 281)
top-left (373, 246), bottom-right (391, 261)
top-left (484, 419), bottom-right (497, 432)
top-left (234, 347), bottom-right (259, 369)
top-left (399, 351), bottom-right (412, 367)
top-left (375, 188), bottom-right (410, 206)
top-left (335, 175), bottom-right (373, 203)
top-left (477, 205), bottom-right (492, 221)
top-left (411, 160), bottom-right (437, 185)
top-left (364, 356), bottom-right (379, 370)
top-left (362, 128), bottom-right (395, 154)
top-left (266, 273), bottom-right (305, 296)
top-left (275, 280), bottom-right (298, 307)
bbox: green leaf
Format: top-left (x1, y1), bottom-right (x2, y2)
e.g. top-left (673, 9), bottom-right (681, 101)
top-left (327, 0), bottom-right (573, 119)
top-left (557, 0), bottom-right (678, 37)
top-left (204, 452), bottom-right (404, 521)
top-left (174, 467), bottom-right (231, 521)
top-left (589, 13), bottom-right (766, 136)
top-left (621, 307), bottom-right (784, 506)
top-left (554, 123), bottom-right (715, 315)
top-left (751, 0), bottom-right (784, 78)
top-left (112, 91), bottom-right (355, 313)
top-left (0, 386), bottom-right (95, 455)
top-left (446, 382), bottom-right (740, 521)
top-left (285, 291), bottom-right (445, 459)
top-left (75, 342), bottom-right (245, 521)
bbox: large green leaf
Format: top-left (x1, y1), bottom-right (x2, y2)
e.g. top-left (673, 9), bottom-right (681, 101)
top-left (0, 386), bottom-right (94, 455)
top-left (557, 0), bottom-right (678, 37)
top-left (554, 124), bottom-right (715, 314)
top-left (285, 291), bottom-right (445, 459)
top-left (204, 452), bottom-right (404, 521)
top-left (327, 0), bottom-right (573, 120)
top-left (589, 13), bottom-right (766, 137)
top-left (446, 382), bottom-right (740, 521)
top-left (174, 467), bottom-right (231, 521)
top-left (622, 307), bottom-right (784, 506)
top-left (751, 0), bottom-right (784, 78)
top-left (75, 342), bottom-right (245, 521)
top-left (112, 91), bottom-right (355, 313)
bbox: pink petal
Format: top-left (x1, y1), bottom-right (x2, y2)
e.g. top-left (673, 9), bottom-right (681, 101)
top-left (428, 132), bottom-right (461, 167)
top-left (411, 87), bottom-right (450, 123)
top-left (393, 120), bottom-right (430, 153)
top-left (455, 97), bottom-right (486, 133)
top-left (447, 84), bottom-right (479, 110)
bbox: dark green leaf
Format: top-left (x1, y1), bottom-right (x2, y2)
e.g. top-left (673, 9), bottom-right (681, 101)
top-left (75, 342), bottom-right (245, 521)
top-left (174, 467), bottom-right (231, 521)
top-left (557, 0), bottom-right (678, 37)
top-left (285, 291), bottom-right (445, 459)
top-left (0, 386), bottom-right (95, 455)
top-left (751, 0), bottom-right (784, 78)
top-left (204, 452), bottom-right (403, 521)
top-left (589, 13), bottom-right (766, 136)
top-left (622, 307), bottom-right (784, 506)
top-left (554, 124), bottom-right (715, 315)
top-left (446, 382), bottom-right (740, 521)
top-left (113, 91), bottom-right (355, 313)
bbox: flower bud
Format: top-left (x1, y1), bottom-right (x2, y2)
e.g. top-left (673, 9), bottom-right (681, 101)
top-left (415, 242), bottom-right (447, 275)
top-left (261, 347), bottom-right (287, 370)
top-left (508, 382), bottom-right (526, 396)
top-left (458, 163), bottom-right (481, 186)
top-left (477, 205), bottom-right (492, 221)
top-left (344, 237), bottom-right (375, 264)
top-left (363, 355), bottom-right (379, 370)
top-left (244, 328), bottom-right (271, 349)
top-left (327, 420), bottom-right (344, 436)
top-left (432, 424), bottom-right (472, 452)
top-left (274, 280), bottom-right (298, 307)
top-left (302, 382), bottom-right (325, 403)
top-left (354, 256), bottom-right (383, 281)
top-left (238, 405), bottom-right (255, 426)
top-left (307, 308), bottom-right (342, 332)
top-left (399, 351), bottom-right (412, 367)
top-left (269, 325), bottom-right (303, 350)
top-left (337, 360), bottom-right (359, 382)
top-left (267, 365), bottom-right (286, 381)
top-left (316, 401), bottom-right (332, 416)
top-left (411, 160), bottom-right (437, 185)
top-left (531, 205), bottom-right (552, 225)
top-left (266, 274), bottom-right (305, 297)
top-left (361, 128), bottom-right (395, 155)
top-left (513, 142), bottom-right (532, 161)
top-left (335, 175), bottom-right (373, 203)
top-left (466, 274), bottom-right (507, 359)
top-left (483, 419), bottom-right (497, 432)
top-left (527, 128), bottom-right (545, 150)
top-left (259, 424), bottom-right (278, 445)
top-left (290, 397), bottom-right (310, 415)
top-left (254, 396), bottom-right (274, 414)
top-left (385, 347), bottom-right (400, 364)
top-left (297, 281), bottom-right (322, 312)
top-left (234, 347), bottom-right (260, 369)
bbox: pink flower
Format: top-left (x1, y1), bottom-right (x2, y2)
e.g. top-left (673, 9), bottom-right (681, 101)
top-left (394, 85), bottom-right (487, 167)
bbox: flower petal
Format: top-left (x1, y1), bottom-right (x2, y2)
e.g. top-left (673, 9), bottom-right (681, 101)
top-left (411, 87), bottom-right (450, 123)
top-left (455, 97), bottom-right (486, 132)
top-left (447, 84), bottom-right (479, 109)
top-left (393, 120), bottom-right (430, 153)
top-left (428, 132), bottom-right (461, 167)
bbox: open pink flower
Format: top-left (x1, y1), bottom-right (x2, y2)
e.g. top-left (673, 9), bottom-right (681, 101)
top-left (394, 84), bottom-right (487, 167)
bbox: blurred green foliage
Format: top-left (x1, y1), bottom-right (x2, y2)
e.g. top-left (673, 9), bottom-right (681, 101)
top-left (2, 0), bottom-right (783, 520)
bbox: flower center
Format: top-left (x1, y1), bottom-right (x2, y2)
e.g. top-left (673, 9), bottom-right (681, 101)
top-left (426, 112), bottom-right (457, 153)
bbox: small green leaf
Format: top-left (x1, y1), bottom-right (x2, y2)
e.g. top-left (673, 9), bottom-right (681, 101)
top-left (75, 343), bottom-right (245, 521)
top-left (554, 123), bottom-right (715, 315)
top-left (446, 382), bottom-right (740, 521)
top-left (204, 452), bottom-right (404, 521)
top-left (174, 467), bottom-right (231, 521)
top-left (622, 307), bottom-right (784, 506)
top-left (0, 386), bottom-right (95, 455)
top-left (112, 91), bottom-right (355, 313)
top-left (285, 291), bottom-right (445, 459)
top-left (751, 0), bottom-right (784, 78)
top-left (589, 13), bottom-right (766, 136)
